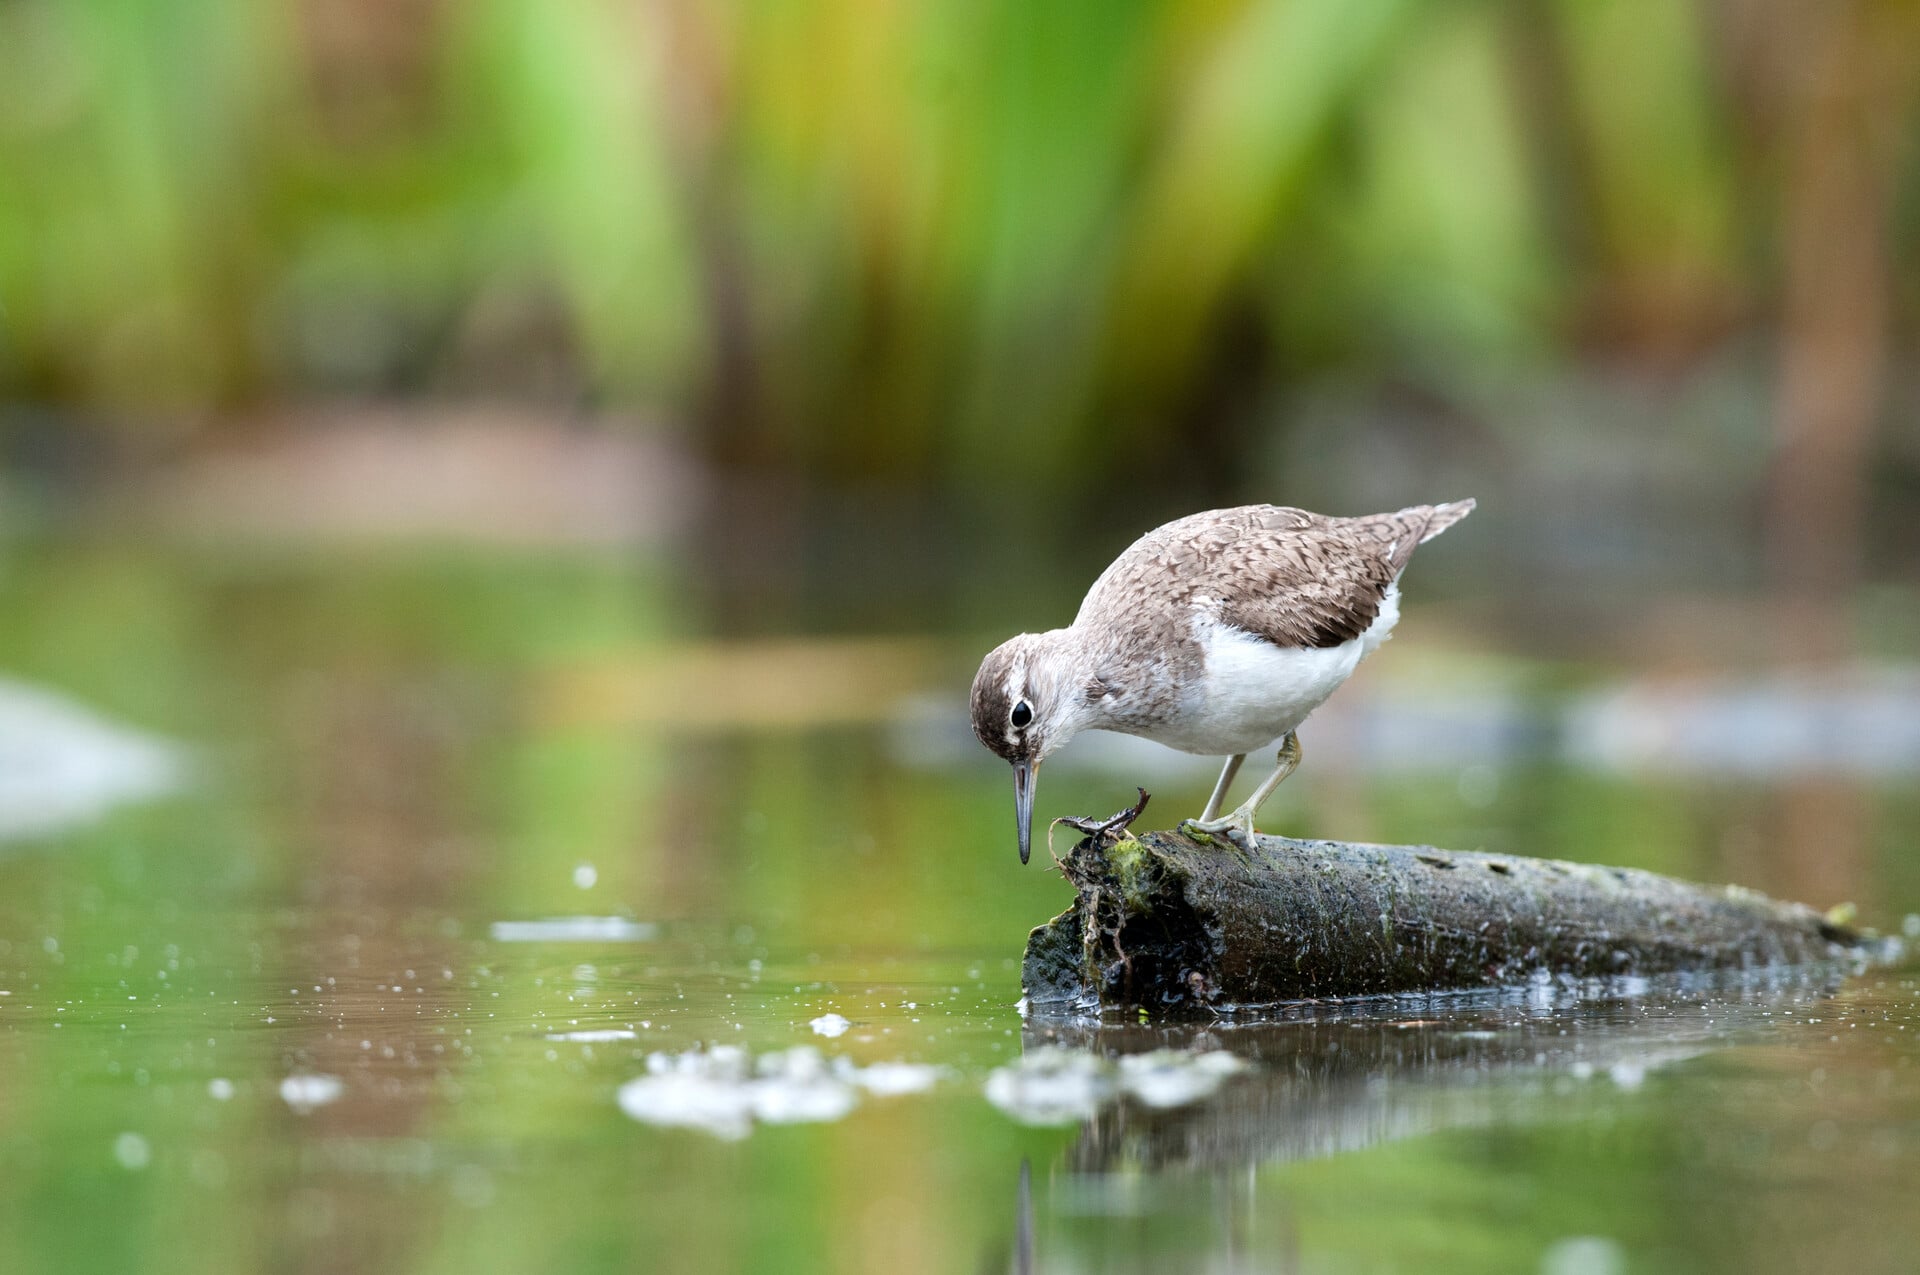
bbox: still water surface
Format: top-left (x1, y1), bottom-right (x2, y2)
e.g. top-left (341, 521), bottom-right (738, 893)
top-left (1, 545), bottom-right (1917, 1274)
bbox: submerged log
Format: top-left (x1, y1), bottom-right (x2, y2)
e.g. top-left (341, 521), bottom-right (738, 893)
top-left (1022, 830), bottom-right (1867, 1013)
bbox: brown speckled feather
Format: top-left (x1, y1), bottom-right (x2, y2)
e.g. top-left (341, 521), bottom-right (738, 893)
top-left (1076, 501), bottom-right (1474, 653)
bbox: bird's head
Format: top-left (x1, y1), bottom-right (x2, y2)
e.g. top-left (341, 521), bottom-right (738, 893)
top-left (969, 631), bottom-right (1095, 865)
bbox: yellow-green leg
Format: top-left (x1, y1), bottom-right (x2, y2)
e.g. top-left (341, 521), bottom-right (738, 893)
top-left (1197, 753), bottom-right (1246, 823)
top-left (1180, 732), bottom-right (1301, 846)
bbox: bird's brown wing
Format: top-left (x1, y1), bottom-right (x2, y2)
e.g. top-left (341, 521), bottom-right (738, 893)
top-left (1079, 503), bottom-right (1467, 651)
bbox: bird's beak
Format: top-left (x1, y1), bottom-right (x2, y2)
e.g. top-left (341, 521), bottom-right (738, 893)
top-left (1013, 758), bottom-right (1037, 865)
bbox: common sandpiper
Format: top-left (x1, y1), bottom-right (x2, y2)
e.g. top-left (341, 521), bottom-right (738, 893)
top-left (970, 500), bottom-right (1475, 862)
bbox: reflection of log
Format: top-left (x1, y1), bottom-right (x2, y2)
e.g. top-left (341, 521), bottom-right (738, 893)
top-left (1022, 831), bottom-right (1864, 1012)
top-left (1024, 971), bottom-right (1850, 1172)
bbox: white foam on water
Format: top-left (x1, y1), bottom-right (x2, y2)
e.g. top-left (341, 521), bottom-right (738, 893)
top-left (280, 1073), bottom-right (345, 1114)
top-left (113, 1132), bottom-right (151, 1170)
top-left (986, 1047), bottom-right (1249, 1125)
top-left (809, 1013), bottom-right (851, 1038)
top-left (617, 1046), bottom-right (945, 1138)
top-left (1541, 1236), bottom-right (1626, 1275)
top-left (546, 1029), bottom-right (637, 1043)
top-left (748, 1049), bottom-right (858, 1124)
top-left (846, 1060), bottom-right (944, 1096)
top-left (984, 1048), bottom-right (1117, 1126)
top-left (1117, 1049), bottom-right (1246, 1109)
top-left (489, 917), bottom-right (655, 943)
top-left (619, 1077), bottom-right (754, 1139)
top-left (1607, 1061), bottom-right (1646, 1092)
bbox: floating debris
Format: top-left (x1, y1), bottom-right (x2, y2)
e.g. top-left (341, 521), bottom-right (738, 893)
top-left (207, 1078), bottom-right (235, 1101)
top-left (746, 1049), bottom-right (859, 1125)
top-left (984, 1048), bottom-right (1118, 1126)
top-left (280, 1073), bottom-right (345, 1114)
top-left (1541, 1236), bottom-right (1626, 1275)
top-left (1117, 1049), bottom-right (1247, 1109)
top-left (809, 1013), bottom-right (851, 1038)
top-left (985, 1047), bottom-right (1248, 1125)
top-left (489, 917), bottom-right (655, 943)
top-left (617, 1047), bottom-right (760, 1139)
top-left (112, 1132), bottom-right (151, 1170)
top-left (546, 1029), bottom-right (637, 1043)
top-left (1607, 1061), bottom-right (1647, 1092)
top-left (617, 1046), bottom-right (942, 1139)
top-left (841, 1059), bottom-right (944, 1096)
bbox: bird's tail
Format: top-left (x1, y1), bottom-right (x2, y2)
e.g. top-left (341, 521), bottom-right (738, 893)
top-left (1411, 497), bottom-right (1475, 543)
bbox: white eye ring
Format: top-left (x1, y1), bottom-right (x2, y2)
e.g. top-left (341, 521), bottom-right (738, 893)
top-left (1010, 700), bottom-right (1033, 729)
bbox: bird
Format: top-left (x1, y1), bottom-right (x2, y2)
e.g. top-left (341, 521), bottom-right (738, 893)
top-left (970, 500), bottom-right (1475, 863)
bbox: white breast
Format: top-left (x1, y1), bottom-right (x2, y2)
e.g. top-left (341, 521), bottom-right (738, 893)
top-left (1145, 585), bottom-right (1400, 756)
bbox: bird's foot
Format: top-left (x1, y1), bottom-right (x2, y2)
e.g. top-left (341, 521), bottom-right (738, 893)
top-left (1178, 809), bottom-right (1257, 851)
top-left (1176, 822), bottom-right (1215, 847)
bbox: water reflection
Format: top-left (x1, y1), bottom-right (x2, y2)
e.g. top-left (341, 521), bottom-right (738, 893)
top-left (267, 659), bottom-right (480, 1275)
top-left (1024, 974), bottom-right (1856, 1173)
top-left (268, 923), bottom-right (471, 1275)
top-left (3, 545), bottom-right (1918, 1275)
top-left (1001, 969), bottom-right (1920, 1273)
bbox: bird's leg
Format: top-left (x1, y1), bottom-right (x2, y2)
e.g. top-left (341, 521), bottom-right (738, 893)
top-left (1179, 733), bottom-right (1301, 848)
top-left (1197, 753), bottom-right (1246, 823)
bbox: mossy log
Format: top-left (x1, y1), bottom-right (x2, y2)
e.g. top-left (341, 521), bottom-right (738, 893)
top-left (1022, 830), bottom-right (1865, 1013)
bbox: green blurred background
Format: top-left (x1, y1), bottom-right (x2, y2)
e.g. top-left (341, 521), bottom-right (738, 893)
top-left (4, 3), bottom-right (1920, 1273)
top-left (3, 0), bottom-right (1916, 512)
top-left (4, 0), bottom-right (1918, 898)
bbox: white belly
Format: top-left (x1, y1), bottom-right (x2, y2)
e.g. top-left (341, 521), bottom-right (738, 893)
top-left (1147, 587), bottom-right (1399, 756)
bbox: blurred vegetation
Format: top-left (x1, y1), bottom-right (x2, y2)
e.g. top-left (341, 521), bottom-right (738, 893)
top-left (5, 11), bottom-right (1919, 1271)
top-left (3, 0), bottom-right (1916, 488)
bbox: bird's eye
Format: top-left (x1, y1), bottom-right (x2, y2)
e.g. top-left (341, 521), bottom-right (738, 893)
top-left (1010, 700), bottom-right (1033, 729)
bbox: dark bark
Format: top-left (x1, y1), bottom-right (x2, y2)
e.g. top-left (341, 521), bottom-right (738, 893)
top-left (1022, 830), bottom-right (1865, 1013)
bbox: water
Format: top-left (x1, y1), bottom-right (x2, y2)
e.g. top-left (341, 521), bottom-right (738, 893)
top-left (1, 543), bottom-right (1917, 1274)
